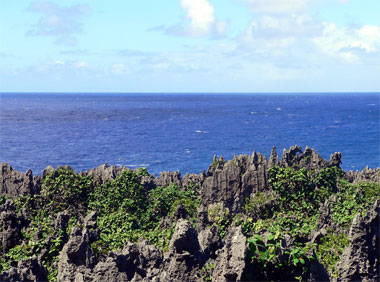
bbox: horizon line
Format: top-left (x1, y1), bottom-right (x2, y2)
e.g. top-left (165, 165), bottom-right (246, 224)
top-left (1, 91), bottom-right (379, 95)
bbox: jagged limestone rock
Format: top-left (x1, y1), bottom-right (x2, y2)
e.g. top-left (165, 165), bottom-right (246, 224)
top-left (335, 200), bottom-right (380, 282)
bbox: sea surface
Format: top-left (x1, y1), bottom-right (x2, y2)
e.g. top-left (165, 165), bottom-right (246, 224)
top-left (0, 93), bottom-right (379, 176)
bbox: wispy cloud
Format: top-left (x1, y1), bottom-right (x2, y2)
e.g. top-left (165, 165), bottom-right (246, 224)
top-left (166, 0), bottom-right (226, 38)
top-left (0, 52), bottom-right (16, 59)
top-left (118, 49), bottom-right (154, 57)
top-left (242, 0), bottom-right (311, 14)
top-left (60, 49), bottom-right (89, 55)
top-left (244, 14), bottom-right (321, 40)
top-left (313, 23), bottom-right (380, 62)
top-left (27, 1), bottom-right (91, 46)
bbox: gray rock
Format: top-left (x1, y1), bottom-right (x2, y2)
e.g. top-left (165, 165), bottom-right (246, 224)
top-left (42, 165), bottom-right (55, 178)
top-left (154, 171), bottom-right (182, 188)
top-left (268, 146), bottom-right (280, 168)
top-left (200, 151), bottom-right (269, 216)
top-left (169, 219), bottom-right (200, 254)
top-left (159, 219), bottom-right (204, 282)
top-left (57, 212), bottom-right (99, 282)
top-left (212, 226), bottom-right (246, 282)
top-left (335, 200), bottom-right (380, 282)
top-left (280, 145), bottom-right (338, 170)
top-left (0, 200), bottom-right (22, 252)
top-left (0, 257), bottom-right (47, 282)
top-left (198, 225), bottom-right (222, 258)
top-left (345, 167), bottom-right (380, 184)
top-left (0, 163), bottom-right (37, 199)
top-left (81, 163), bottom-right (126, 186)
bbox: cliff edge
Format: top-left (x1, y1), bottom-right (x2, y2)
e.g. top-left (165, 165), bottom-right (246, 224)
top-left (0, 145), bottom-right (379, 282)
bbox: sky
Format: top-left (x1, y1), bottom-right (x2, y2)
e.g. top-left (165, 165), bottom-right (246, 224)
top-left (1, 0), bottom-right (379, 92)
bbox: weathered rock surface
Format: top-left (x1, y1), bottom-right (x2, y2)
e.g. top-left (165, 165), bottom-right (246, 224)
top-left (57, 211), bottom-right (100, 282)
top-left (0, 200), bottom-right (23, 253)
top-left (0, 258), bottom-right (47, 282)
top-left (0, 146), bottom-right (379, 282)
top-left (345, 166), bottom-right (380, 184)
top-left (211, 226), bottom-right (246, 282)
top-left (335, 200), bottom-right (380, 282)
top-left (280, 145), bottom-right (342, 170)
top-left (199, 151), bottom-right (269, 217)
top-left (0, 163), bottom-right (37, 199)
top-left (80, 163), bottom-right (126, 186)
top-left (154, 171), bottom-right (182, 188)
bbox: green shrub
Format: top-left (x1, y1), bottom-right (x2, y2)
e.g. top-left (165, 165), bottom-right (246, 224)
top-left (88, 171), bottom-right (200, 251)
top-left (42, 168), bottom-right (93, 212)
top-left (246, 232), bottom-right (315, 281)
top-left (315, 231), bottom-right (349, 277)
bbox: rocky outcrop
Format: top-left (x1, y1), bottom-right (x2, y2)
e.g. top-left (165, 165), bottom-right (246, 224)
top-left (280, 145), bottom-right (342, 170)
top-left (0, 258), bottom-right (47, 282)
top-left (57, 212), bottom-right (99, 282)
top-left (160, 219), bottom-right (204, 282)
top-left (199, 151), bottom-right (269, 216)
top-left (335, 200), bottom-right (380, 282)
top-left (211, 226), bottom-right (246, 282)
top-left (1, 146), bottom-right (379, 282)
top-left (0, 200), bottom-right (23, 253)
top-left (0, 163), bottom-right (37, 199)
top-left (58, 226), bottom-right (164, 282)
top-left (345, 166), bottom-right (380, 184)
top-left (154, 171), bottom-right (182, 188)
top-left (80, 163), bottom-right (126, 186)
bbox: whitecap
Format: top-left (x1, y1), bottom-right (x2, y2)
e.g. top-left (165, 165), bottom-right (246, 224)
top-left (124, 164), bottom-right (149, 167)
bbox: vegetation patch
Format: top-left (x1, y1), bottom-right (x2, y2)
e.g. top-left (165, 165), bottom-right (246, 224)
top-left (0, 167), bottom-right (200, 280)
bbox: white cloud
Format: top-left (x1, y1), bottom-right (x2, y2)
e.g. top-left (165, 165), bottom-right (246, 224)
top-left (181, 0), bottom-right (214, 32)
top-left (154, 62), bottom-right (171, 70)
top-left (166, 0), bottom-right (226, 37)
top-left (239, 14), bottom-right (322, 56)
top-left (75, 61), bottom-right (86, 68)
top-left (27, 1), bottom-right (91, 46)
top-left (111, 64), bottom-right (127, 74)
top-left (245, 14), bottom-right (321, 40)
top-left (313, 23), bottom-right (380, 62)
top-left (242, 0), bottom-right (311, 14)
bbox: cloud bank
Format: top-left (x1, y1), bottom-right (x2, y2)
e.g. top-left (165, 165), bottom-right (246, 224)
top-left (27, 1), bottom-right (91, 46)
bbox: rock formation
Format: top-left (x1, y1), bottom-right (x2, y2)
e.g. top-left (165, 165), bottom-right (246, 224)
top-left (0, 145), bottom-right (379, 282)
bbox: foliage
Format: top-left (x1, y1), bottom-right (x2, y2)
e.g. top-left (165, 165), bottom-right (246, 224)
top-left (201, 263), bottom-right (215, 282)
top-left (331, 180), bottom-right (380, 229)
top-left (1, 168), bottom-right (201, 280)
top-left (42, 168), bottom-right (93, 212)
top-left (269, 167), bottom-right (317, 214)
top-left (243, 192), bottom-right (275, 219)
top-left (1, 162), bottom-right (378, 281)
top-left (0, 194), bottom-right (5, 205)
top-left (88, 170), bottom-right (200, 252)
top-left (315, 231), bottom-right (349, 277)
top-left (88, 169), bottom-right (146, 215)
top-left (246, 232), bottom-right (315, 281)
top-left (208, 206), bottom-right (232, 238)
top-left (241, 165), bottom-right (362, 280)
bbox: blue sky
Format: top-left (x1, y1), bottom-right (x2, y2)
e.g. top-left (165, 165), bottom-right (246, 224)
top-left (1, 0), bottom-right (379, 92)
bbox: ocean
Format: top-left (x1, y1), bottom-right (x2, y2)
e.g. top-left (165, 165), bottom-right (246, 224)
top-left (0, 93), bottom-right (379, 176)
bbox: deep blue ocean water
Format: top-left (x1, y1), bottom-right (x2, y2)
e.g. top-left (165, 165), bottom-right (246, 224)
top-left (0, 93), bottom-right (379, 176)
